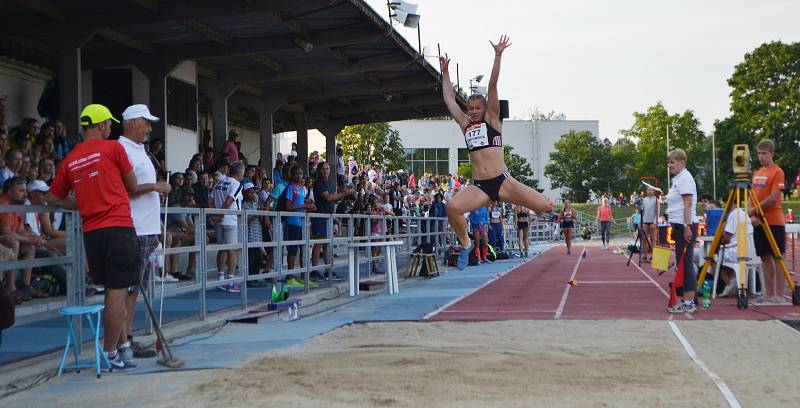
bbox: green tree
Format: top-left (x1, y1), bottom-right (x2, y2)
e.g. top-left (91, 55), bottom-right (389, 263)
top-left (457, 162), bottom-right (472, 180)
top-left (610, 137), bottom-right (639, 194)
top-left (620, 102), bottom-right (709, 192)
top-left (544, 130), bottom-right (612, 202)
top-left (337, 123), bottom-right (405, 171)
top-left (504, 145), bottom-right (539, 190)
top-left (726, 41), bottom-right (800, 184)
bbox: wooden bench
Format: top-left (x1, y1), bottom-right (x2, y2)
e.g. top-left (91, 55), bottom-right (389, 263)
top-left (346, 241), bottom-right (404, 296)
top-left (406, 253), bottom-right (439, 278)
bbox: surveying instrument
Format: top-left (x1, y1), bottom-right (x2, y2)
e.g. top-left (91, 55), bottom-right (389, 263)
top-left (696, 145), bottom-right (800, 309)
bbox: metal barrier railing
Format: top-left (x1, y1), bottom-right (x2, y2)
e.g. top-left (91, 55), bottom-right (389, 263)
top-left (3, 205), bottom-right (452, 329)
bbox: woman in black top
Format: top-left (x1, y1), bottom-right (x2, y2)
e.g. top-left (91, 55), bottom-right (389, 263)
top-left (515, 205), bottom-right (531, 258)
top-left (440, 35), bottom-right (552, 269)
top-left (558, 200), bottom-right (577, 254)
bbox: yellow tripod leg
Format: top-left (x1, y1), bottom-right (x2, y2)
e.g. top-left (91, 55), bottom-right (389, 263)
top-left (749, 189), bottom-right (797, 293)
top-left (696, 189), bottom-right (737, 288)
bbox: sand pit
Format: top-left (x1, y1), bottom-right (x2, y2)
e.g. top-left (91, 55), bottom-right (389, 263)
top-left (151, 320), bottom-right (738, 408)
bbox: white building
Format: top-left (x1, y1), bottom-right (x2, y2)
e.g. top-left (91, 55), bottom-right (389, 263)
top-left (388, 119), bottom-right (600, 200)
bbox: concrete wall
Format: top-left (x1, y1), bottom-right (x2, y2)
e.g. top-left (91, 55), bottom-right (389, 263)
top-left (0, 62), bottom-right (48, 128)
top-left (165, 61), bottom-right (198, 173)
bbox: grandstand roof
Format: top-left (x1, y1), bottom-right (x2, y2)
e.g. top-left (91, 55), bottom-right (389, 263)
top-left (0, 0), bottom-right (464, 132)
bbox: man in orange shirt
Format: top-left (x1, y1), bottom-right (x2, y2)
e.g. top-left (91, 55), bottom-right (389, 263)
top-left (750, 139), bottom-right (786, 304)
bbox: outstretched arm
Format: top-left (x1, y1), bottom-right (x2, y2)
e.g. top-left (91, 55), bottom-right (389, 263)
top-left (439, 54), bottom-right (469, 130)
top-left (487, 35), bottom-right (511, 126)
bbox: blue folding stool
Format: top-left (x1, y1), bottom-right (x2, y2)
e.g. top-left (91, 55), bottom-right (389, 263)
top-left (57, 304), bottom-right (110, 378)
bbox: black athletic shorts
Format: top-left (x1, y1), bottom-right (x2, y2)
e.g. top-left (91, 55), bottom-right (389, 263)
top-left (753, 225), bottom-right (785, 257)
top-left (561, 221), bottom-right (574, 229)
top-left (84, 227), bottom-right (140, 289)
top-left (473, 170), bottom-right (511, 202)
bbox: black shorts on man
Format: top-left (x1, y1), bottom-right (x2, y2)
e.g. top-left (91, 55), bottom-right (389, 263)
top-left (84, 227), bottom-right (140, 289)
top-left (753, 225), bottom-right (785, 257)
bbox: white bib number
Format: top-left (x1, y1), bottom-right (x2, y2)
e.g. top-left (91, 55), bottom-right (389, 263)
top-left (465, 123), bottom-right (489, 149)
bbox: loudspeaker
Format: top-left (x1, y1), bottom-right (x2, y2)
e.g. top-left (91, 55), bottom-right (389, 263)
top-left (499, 100), bottom-right (509, 121)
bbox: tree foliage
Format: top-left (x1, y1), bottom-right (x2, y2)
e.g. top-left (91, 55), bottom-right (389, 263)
top-left (457, 162), bottom-right (472, 180)
top-left (504, 145), bottom-right (539, 190)
top-left (619, 102), bottom-right (709, 192)
top-left (544, 130), bottom-right (614, 202)
top-left (719, 41), bottom-right (800, 187)
top-left (337, 122), bottom-right (405, 171)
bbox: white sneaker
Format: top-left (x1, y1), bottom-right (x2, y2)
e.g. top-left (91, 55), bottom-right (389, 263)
top-left (160, 274), bottom-right (179, 283)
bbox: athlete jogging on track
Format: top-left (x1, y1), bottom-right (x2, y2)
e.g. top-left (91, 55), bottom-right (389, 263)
top-left (440, 35), bottom-right (552, 269)
top-left (558, 200), bottom-right (577, 254)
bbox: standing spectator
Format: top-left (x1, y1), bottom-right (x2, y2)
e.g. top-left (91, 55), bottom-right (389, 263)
top-left (288, 142), bottom-right (298, 158)
top-left (750, 139), bottom-right (787, 305)
top-left (469, 206), bottom-right (490, 262)
top-left (515, 205), bottom-right (531, 257)
top-left (390, 184), bottom-right (403, 216)
top-left (222, 129), bottom-right (240, 163)
top-left (48, 104), bottom-right (140, 370)
top-left (272, 159), bottom-right (285, 186)
top-left (149, 138), bottom-right (165, 168)
top-left (335, 144), bottom-right (345, 185)
top-left (310, 162), bottom-right (353, 279)
top-left (0, 130), bottom-right (10, 162)
top-left (665, 148), bottom-right (698, 314)
top-left (241, 182), bottom-right (266, 278)
top-left (369, 194), bottom-right (393, 273)
top-left (212, 162), bottom-right (245, 293)
top-left (488, 202), bottom-right (505, 251)
top-left (167, 172), bottom-right (184, 207)
top-left (1, 177), bottom-right (47, 303)
top-left (284, 165), bottom-right (316, 286)
top-left (596, 198), bottom-right (614, 250)
top-left (641, 187), bottom-right (658, 262)
top-left (430, 193), bottom-right (446, 245)
top-left (117, 104), bottom-right (172, 361)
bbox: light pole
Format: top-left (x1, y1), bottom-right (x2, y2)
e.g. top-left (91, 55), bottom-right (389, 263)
top-left (712, 132), bottom-right (716, 199)
top-left (469, 74), bottom-right (483, 95)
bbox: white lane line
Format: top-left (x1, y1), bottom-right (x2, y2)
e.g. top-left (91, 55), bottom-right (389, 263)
top-left (554, 246), bottom-right (586, 320)
top-left (628, 255), bottom-right (671, 298)
top-left (438, 309), bottom-right (555, 314)
top-left (577, 280), bottom-right (653, 284)
top-left (423, 246), bottom-right (553, 320)
top-left (668, 321), bottom-right (742, 408)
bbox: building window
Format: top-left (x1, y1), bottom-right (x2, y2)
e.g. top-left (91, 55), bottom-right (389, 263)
top-left (167, 77), bottom-right (198, 131)
top-left (404, 148), bottom-right (450, 176)
top-left (457, 148), bottom-right (470, 168)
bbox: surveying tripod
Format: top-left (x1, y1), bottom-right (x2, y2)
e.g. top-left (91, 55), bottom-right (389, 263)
top-left (696, 168), bottom-right (800, 310)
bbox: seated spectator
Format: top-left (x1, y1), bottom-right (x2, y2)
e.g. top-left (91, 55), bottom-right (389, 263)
top-left (243, 165), bottom-right (256, 185)
top-left (167, 172), bottom-right (184, 206)
top-left (165, 187), bottom-right (196, 281)
top-left (38, 158), bottom-right (55, 184)
top-left (193, 171), bottom-right (211, 208)
top-left (0, 130), bottom-right (10, 163)
top-left (1, 177), bottom-right (47, 303)
top-left (0, 149), bottom-right (23, 186)
top-left (203, 147), bottom-right (215, 172)
top-left (9, 118), bottom-right (37, 155)
top-left (51, 119), bottom-right (72, 161)
top-left (23, 180), bottom-right (68, 296)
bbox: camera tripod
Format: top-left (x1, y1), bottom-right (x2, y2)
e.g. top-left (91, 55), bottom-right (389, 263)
top-left (696, 177), bottom-right (800, 309)
top-left (626, 209), bottom-right (651, 267)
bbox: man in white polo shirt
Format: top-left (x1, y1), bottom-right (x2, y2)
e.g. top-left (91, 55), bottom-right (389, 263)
top-left (212, 161), bottom-right (244, 293)
top-left (118, 104), bottom-right (171, 361)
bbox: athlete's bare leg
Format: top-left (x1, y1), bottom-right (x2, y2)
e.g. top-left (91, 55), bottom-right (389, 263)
top-left (498, 177), bottom-right (550, 213)
top-left (445, 186), bottom-right (492, 247)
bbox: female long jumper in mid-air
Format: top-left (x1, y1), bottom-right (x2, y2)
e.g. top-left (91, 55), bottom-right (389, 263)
top-left (440, 35), bottom-right (553, 270)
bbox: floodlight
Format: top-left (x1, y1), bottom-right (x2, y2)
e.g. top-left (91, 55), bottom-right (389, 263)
top-left (388, 1), bottom-right (420, 28)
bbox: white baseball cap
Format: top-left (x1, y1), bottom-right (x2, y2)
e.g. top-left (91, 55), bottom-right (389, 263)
top-left (122, 104), bottom-right (160, 122)
top-left (27, 180), bottom-right (50, 193)
top-left (242, 182), bottom-right (257, 191)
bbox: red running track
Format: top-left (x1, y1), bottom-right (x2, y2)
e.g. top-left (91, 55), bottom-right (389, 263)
top-left (428, 245), bottom-right (800, 321)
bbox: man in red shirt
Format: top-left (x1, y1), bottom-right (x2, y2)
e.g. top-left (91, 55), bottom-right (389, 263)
top-left (1, 177), bottom-right (47, 303)
top-left (750, 139), bottom-right (787, 305)
top-left (47, 104), bottom-right (140, 370)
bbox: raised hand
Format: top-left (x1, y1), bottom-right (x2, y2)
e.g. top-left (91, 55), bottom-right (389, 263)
top-left (490, 35), bottom-right (512, 56)
top-left (439, 53), bottom-right (450, 73)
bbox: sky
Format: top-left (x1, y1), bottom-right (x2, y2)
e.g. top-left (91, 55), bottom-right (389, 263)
top-left (365, 0), bottom-right (800, 140)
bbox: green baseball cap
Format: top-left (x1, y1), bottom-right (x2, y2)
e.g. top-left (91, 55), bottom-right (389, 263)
top-left (79, 104), bottom-right (120, 126)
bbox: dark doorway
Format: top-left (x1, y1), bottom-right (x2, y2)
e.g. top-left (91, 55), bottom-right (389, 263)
top-left (92, 68), bottom-right (132, 138)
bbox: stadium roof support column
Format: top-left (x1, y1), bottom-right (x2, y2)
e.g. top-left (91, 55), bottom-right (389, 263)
top-left (318, 124), bottom-right (344, 191)
top-left (209, 84), bottom-right (239, 161)
top-left (293, 112), bottom-right (309, 174)
top-left (258, 99), bottom-right (283, 171)
top-left (56, 29), bottom-right (95, 142)
top-left (141, 60), bottom-right (178, 151)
